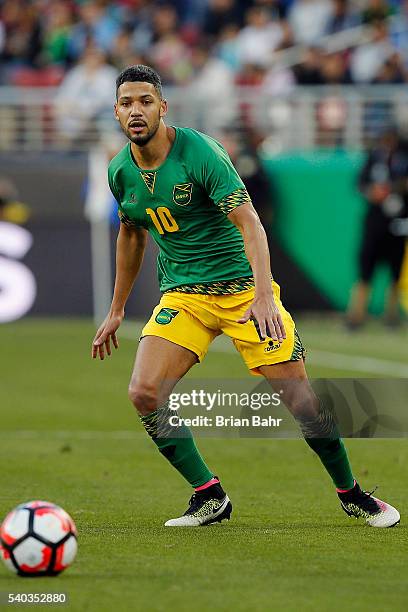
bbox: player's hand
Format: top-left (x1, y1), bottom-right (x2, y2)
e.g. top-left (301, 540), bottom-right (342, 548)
top-left (92, 311), bottom-right (123, 360)
top-left (237, 295), bottom-right (286, 342)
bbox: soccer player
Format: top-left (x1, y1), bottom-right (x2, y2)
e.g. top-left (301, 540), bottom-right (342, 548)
top-left (92, 65), bottom-right (400, 528)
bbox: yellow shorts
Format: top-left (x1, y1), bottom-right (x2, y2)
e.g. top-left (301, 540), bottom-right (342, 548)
top-left (141, 281), bottom-right (305, 375)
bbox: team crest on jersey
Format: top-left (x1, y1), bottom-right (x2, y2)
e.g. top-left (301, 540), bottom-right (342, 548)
top-left (173, 183), bottom-right (193, 206)
top-left (155, 307), bottom-right (179, 325)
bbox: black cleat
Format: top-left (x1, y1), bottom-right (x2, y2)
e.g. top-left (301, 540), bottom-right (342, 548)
top-left (165, 481), bottom-right (232, 527)
top-left (338, 482), bottom-right (400, 528)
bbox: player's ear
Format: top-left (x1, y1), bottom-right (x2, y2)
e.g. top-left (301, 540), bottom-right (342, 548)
top-left (160, 99), bottom-right (168, 118)
top-left (114, 103), bottom-right (119, 120)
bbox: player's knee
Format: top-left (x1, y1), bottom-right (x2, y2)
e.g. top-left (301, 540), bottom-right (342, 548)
top-left (128, 383), bottom-right (158, 414)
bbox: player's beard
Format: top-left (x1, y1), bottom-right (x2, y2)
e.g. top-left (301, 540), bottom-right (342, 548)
top-left (125, 110), bottom-right (161, 146)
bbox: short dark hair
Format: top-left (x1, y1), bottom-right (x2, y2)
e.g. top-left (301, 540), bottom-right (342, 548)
top-left (116, 65), bottom-right (163, 99)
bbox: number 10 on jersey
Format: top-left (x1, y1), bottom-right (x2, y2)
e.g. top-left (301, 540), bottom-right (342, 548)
top-left (146, 207), bottom-right (179, 235)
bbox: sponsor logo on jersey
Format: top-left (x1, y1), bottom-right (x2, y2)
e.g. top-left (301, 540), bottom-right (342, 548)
top-left (155, 307), bottom-right (179, 325)
top-left (173, 183), bottom-right (193, 206)
top-left (264, 340), bottom-right (281, 353)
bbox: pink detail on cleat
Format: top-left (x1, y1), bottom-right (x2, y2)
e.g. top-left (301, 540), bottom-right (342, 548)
top-left (195, 478), bottom-right (220, 492)
top-left (336, 479), bottom-right (356, 494)
top-left (375, 499), bottom-right (388, 512)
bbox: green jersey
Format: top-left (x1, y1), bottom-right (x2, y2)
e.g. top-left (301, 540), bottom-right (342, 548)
top-left (108, 127), bottom-right (253, 294)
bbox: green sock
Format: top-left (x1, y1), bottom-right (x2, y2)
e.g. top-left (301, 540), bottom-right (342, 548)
top-left (140, 403), bottom-right (214, 488)
top-left (305, 437), bottom-right (354, 490)
top-left (298, 400), bottom-right (354, 490)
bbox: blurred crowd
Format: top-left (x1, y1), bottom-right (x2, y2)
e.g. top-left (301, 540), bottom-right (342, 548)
top-left (1, 0), bottom-right (408, 90)
top-left (1, 0), bottom-right (408, 145)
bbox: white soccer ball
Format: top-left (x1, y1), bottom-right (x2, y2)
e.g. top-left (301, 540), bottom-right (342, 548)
top-left (0, 501), bottom-right (77, 576)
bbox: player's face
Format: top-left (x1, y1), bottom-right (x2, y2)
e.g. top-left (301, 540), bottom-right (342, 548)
top-left (115, 82), bottom-right (167, 146)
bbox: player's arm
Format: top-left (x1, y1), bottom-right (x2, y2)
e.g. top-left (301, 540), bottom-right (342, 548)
top-left (92, 222), bottom-right (147, 360)
top-left (190, 133), bottom-right (284, 341)
top-left (228, 202), bottom-right (286, 342)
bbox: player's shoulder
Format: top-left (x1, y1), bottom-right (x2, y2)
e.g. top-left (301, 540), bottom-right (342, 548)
top-left (176, 126), bottom-right (226, 158)
top-left (108, 143), bottom-right (130, 181)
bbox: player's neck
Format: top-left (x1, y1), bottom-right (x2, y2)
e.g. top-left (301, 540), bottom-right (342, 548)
top-left (130, 124), bottom-right (175, 171)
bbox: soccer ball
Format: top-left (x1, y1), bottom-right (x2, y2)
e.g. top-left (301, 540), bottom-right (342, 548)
top-left (0, 501), bottom-right (77, 576)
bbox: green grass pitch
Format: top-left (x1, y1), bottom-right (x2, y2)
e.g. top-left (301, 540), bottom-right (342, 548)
top-left (0, 317), bottom-right (407, 611)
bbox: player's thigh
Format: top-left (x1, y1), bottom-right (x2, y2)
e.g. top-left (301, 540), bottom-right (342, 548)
top-left (259, 358), bottom-right (308, 380)
top-left (259, 360), bottom-right (319, 418)
top-left (221, 282), bottom-right (305, 373)
top-left (131, 298), bottom-right (216, 406)
top-left (130, 336), bottom-right (198, 408)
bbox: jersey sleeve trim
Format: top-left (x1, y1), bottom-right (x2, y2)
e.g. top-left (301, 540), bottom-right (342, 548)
top-left (118, 210), bottom-right (137, 228)
top-left (216, 188), bottom-right (252, 215)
